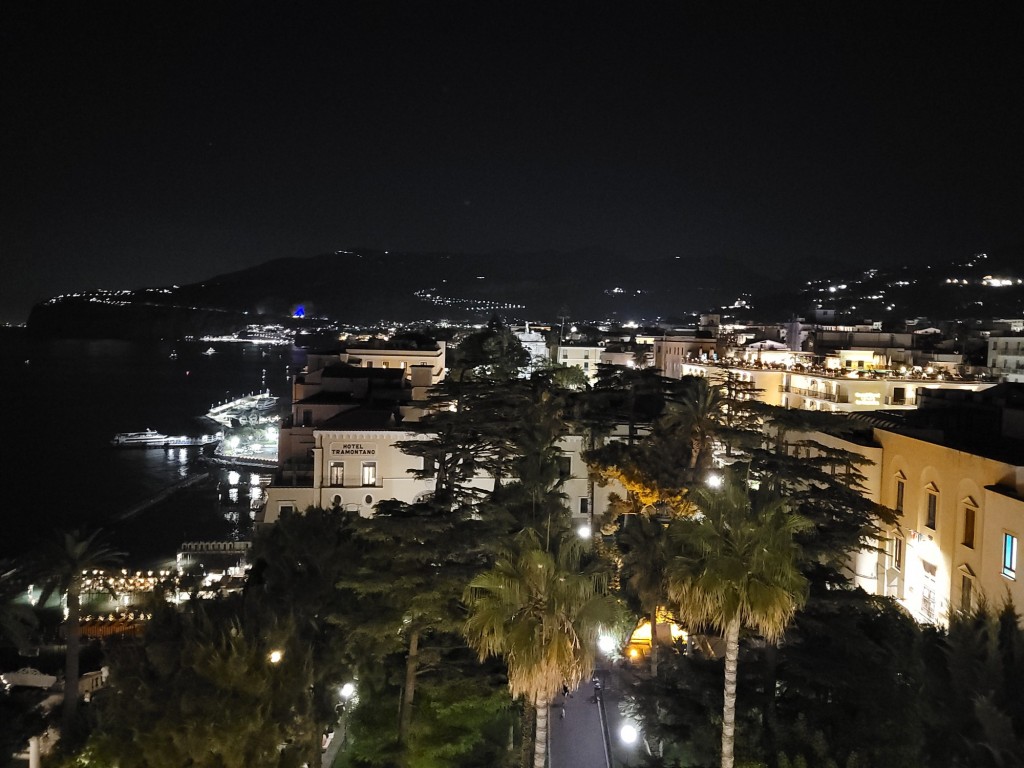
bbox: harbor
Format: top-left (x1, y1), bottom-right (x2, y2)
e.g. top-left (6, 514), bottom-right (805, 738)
top-left (203, 391), bottom-right (280, 428)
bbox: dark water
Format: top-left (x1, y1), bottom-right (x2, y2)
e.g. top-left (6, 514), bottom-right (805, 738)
top-left (0, 329), bottom-right (303, 566)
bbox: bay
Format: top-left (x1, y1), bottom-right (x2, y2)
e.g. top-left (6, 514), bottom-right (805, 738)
top-left (0, 329), bottom-right (303, 567)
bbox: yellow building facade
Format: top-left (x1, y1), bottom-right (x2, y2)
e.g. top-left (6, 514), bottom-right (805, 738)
top-left (867, 429), bottom-right (1024, 626)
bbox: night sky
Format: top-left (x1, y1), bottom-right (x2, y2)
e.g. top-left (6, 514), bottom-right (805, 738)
top-left (3, 2), bottom-right (1023, 323)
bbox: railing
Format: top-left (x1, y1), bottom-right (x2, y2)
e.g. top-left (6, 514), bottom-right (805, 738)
top-left (782, 386), bottom-right (849, 403)
top-left (885, 395), bottom-right (917, 406)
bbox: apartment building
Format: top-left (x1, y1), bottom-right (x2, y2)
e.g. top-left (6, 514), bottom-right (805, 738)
top-left (553, 343), bottom-right (605, 385)
top-left (988, 335), bottom-right (1024, 383)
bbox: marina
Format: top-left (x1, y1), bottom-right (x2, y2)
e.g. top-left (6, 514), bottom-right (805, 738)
top-left (204, 391), bottom-right (280, 427)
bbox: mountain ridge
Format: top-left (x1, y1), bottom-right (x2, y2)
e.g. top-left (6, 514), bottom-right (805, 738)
top-left (26, 246), bottom-right (1024, 339)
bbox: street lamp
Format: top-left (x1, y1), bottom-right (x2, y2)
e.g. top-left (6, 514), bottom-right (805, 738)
top-left (598, 634), bottom-right (616, 655)
top-left (268, 649), bottom-right (283, 664)
top-left (577, 523), bottom-right (591, 539)
top-left (620, 723), bottom-right (639, 745)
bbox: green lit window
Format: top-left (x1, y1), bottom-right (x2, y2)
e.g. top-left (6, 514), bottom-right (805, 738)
top-left (1003, 534), bottom-right (1018, 580)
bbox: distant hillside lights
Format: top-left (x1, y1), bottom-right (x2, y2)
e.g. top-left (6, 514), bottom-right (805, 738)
top-left (413, 289), bottom-right (525, 311)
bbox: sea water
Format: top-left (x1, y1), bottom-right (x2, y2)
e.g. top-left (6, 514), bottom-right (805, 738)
top-left (0, 330), bottom-right (304, 566)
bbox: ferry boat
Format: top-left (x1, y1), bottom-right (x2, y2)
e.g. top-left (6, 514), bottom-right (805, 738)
top-left (111, 429), bottom-right (222, 448)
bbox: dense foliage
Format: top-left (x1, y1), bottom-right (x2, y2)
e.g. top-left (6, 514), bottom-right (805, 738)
top-left (3, 345), bottom-right (1022, 768)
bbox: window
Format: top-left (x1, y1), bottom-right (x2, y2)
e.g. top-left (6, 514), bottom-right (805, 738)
top-left (423, 457), bottom-right (436, 478)
top-left (892, 535), bottom-right (903, 571)
top-left (329, 461), bottom-right (345, 487)
top-left (557, 456), bottom-right (572, 479)
top-left (361, 461), bottom-right (377, 486)
top-left (580, 497), bottom-right (590, 516)
top-left (963, 507), bottom-right (976, 549)
top-left (1003, 533), bottom-right (1018, 580)
top-left (921, 562), bottom-right (937, 621)
top-left (302, 409), bottom-right (313, 427)
top-left (279, 504), bottom-right (295, 517)
top-left (895, 480), bottom-right (905, 514)
top-left (961, 575), bottom-right (973, 613)
top-left (926, 493), bottom-right (937, 529)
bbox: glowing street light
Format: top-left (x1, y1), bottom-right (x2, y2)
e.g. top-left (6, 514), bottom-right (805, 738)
top-left (268, 649), bottom-right (283, 664)
top-left (577, 523), bottom-right (591, 539)
top-left (598, 634), bottom-right (616, 655)
top-left (620, 722), bottom-right (639, 744)
top-left (340, 682), bottom-right (356, 700)
top-left (706, 473), bottom-right (723, 489)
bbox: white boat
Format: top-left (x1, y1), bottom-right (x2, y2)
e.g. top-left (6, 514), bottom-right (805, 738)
top-left (202, 347), bottom-right (216, 356)
top-left (111, 429), bottom-right (222, 448)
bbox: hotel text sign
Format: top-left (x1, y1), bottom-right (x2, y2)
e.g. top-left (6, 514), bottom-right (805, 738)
top-left (330, 443), bottom-right (376, 456)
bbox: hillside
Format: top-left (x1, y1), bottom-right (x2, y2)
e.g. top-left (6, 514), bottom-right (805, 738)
top-left (25, 246), bottom-right (1024, 339)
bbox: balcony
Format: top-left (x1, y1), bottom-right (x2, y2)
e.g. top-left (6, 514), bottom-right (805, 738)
top-left (885, 395), bottom-right (917, 406)
top-left (782, 385), bottom-right (848, 403)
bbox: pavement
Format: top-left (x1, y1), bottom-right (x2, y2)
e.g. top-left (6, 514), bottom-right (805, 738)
top-left (550, 661), bottom-right (648, 768)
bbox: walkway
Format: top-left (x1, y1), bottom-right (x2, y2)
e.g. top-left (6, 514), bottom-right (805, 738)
top-left (548, 662), bottom-right (651, 768)
top-left (548, 674), bottom-right (609, 768)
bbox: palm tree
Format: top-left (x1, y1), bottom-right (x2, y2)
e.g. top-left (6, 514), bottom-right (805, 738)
top-left (36, 529), bottom-right (124, 737)
top-left (463, 529), bottom-right (619, 768)
top-left (618, 515), bottom-right (671, 677)
top-left (666, 375), bottom-right (725, 471)
top-left (666, 476), bottom-right (809, 768)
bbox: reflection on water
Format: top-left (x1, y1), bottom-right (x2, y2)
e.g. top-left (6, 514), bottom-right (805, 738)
top-left (0, 334), bottom-right (302, 563)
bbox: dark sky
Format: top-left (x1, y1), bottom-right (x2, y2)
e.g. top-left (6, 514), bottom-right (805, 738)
top-left (3, 2), bottom-right (1023, 323)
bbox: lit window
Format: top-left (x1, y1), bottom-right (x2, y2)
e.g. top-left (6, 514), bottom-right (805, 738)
top-left (892, 535), bottom-right (904, 571)
top-left (329, 462), bottom-right (345, 487)
top-left (1003, 533), bottom-right (1018, 580)
top-left (963, 507), bottom-right (976, 549)
top-left (926, 493), bottom-right (937, 530)
top-left (361, 461), bottom-right (378, 487)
